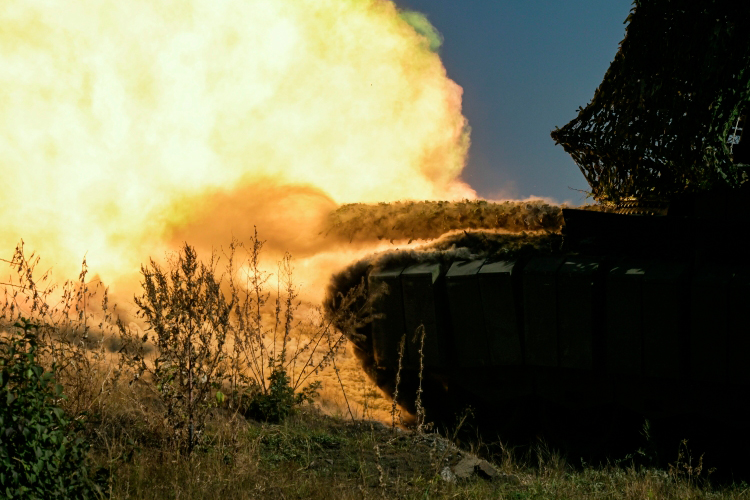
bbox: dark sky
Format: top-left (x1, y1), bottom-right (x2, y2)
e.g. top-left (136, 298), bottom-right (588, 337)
top-left (395, 0), bottom-right (633, 204)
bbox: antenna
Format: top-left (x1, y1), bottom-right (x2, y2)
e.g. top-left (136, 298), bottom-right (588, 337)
top-left (728, 114), bottom-right (745, 154)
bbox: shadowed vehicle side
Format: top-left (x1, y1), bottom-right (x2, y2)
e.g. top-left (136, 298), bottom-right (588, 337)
top-left (326, 189), bottom-right (750, 474)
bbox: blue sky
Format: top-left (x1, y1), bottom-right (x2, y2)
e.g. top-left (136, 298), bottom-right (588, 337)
top-left (395, 0), bottom-right (634, 204)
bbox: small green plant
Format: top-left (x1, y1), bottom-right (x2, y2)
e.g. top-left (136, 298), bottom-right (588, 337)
top-left (244, 365), bottom-right (319, 423)
top-left (0, 319), bottom-right (99, 499)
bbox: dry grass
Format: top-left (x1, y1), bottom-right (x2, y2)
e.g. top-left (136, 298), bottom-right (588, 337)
top-left (3, 240), bottom-right (749, 500)
top-left (86, 399), bottom-right (750, 500)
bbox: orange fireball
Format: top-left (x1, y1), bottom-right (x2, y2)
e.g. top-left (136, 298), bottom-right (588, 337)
top-left (1, 0), bottom-right (474, 289)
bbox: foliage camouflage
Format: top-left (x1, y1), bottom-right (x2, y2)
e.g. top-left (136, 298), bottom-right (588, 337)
top-left (324, 200), bottom-right (566, 244)
top-left (551, 0), bottom-right (750, 203)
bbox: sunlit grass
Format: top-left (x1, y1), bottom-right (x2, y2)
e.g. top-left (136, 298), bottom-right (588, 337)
top-left (2, 239), bottom-right (748, 499)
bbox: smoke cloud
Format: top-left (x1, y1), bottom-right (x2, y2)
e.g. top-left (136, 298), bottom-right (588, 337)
top-left (1, 0), bottom-right (474, 290)
top-left (399, 11), bottom-right (444, 53)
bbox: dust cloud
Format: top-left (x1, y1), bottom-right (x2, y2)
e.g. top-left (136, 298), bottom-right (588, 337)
top-left (1, 0), bottom-right (474, 295)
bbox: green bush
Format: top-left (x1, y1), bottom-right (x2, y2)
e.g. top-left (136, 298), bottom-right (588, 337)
top-left (243, 365), bottom-right (319, 424)
top-left (122, 243), bottom-right (235, 454)
top-left (0, 320), bottom-right (99, 499)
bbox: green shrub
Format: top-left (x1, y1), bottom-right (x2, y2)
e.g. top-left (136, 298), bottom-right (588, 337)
top-left (0, 319), bottom-right (99, 499)
top-left (243, 365), bottom-right (319, 424)
top-left (124, 243), bottom-right (234, 454)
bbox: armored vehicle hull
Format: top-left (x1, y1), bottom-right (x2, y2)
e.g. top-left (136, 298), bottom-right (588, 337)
top-left (326, 187), bottom-right (750, 473)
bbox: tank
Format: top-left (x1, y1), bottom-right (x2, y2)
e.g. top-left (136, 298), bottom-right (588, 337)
top-left (324, 188), bottom-right (750, 471)
top-left (324, 0), bottom-right (750, 474)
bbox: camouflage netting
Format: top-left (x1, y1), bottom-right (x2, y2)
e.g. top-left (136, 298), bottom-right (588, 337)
top-left (323, 200), bottom-right (566, 243)
top-left (551, 0), bottom-right (750, 203)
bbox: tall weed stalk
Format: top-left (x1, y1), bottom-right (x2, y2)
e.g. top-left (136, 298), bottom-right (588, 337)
top-left (223, 230), bottom-right (366, 422)
top-left (0, 241), bottom-right (115, 418)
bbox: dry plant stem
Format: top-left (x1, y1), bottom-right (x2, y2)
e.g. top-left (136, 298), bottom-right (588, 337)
top-left (1, 240), bottom-right (116, 418)
top-left (414, 324), bottom-right (426, 433)
top-left (291, 318), bottom-right (346, 390)
top-left (224, 239), bottom-right (242, 404)
top-left (361, 378), bottom-right (370, 420)
top-left (285, 279), bottom-right (369, 394)
top-left (330, 348), bottom-right (356, 422)
top-left (225, 232), bottom-right (304, 401)
top-left (289, 319), bottom-right (331, 388)
top-left (290, 307), bottom-right (305, 382)
top-left (669, 439), bottom-right (712, 485)
top-left (251, 231), bottom-right (269, 387)
top-left (0, 281), bottom-right (28, 289)
top-left (373, 432), bottom-right (386, 494)
top-left (280, 253), bottom-right (296, 365)
top-left (391, 334), bottom-right (406, 430)
top-left (210, 232), bottom-right (369, 418)
top-left (233, 228), bottom-right (271, 391)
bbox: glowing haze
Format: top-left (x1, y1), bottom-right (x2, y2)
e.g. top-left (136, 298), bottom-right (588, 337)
top-left (0, 0), bottom-right (474, 286)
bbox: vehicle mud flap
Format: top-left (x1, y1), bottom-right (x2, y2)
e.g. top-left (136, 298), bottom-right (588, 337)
top-left (369, 267), bottom-right (406, 368)
top-left (606, 260), bottom-right (648, 376)
top-left (446, 259), bottom-right (491, 367)
top-left (401, 262), bottom-right (445, 369)
top-left (690, 264), bottom-right (733, 383)
top-left (523, 256), bottom-right (565, 367)
top-left (479, 259), bottom-right (523, 366)
top-left (557, 256), bottom-right (606, 370)
top-left (642, 260), bottom-right (689, 380)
